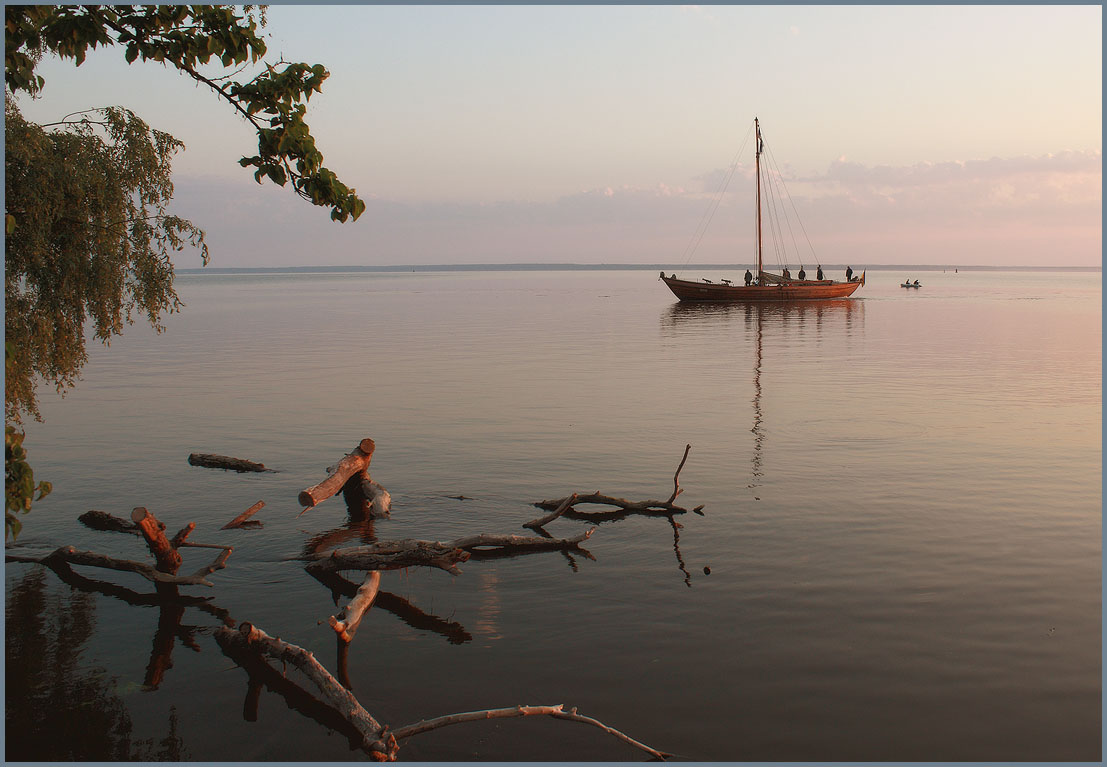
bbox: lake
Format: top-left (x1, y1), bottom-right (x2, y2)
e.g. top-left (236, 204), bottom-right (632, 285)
top-left (5, 267), bottom-right (1101, 761)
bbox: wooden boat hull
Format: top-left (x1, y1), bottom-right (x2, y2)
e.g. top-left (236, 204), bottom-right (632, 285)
top-left (660, 272), bottom-right (864, 302)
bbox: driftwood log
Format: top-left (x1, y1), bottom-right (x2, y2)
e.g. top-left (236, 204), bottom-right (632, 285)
top-left (328, 570), bottom-right (381, 643)
top-left (307, 567), bottom-right (472, 644)
top-left (188, 452), bottom-right (270, 472)
top-left (216, 620), bottom-right (669, 761)
top-left (222, 500), bottom-right (266, 530)
top-left (215, 621), bottom-right (398, 760)
top-left (300, 439), bottom-right (376, 510)
top-left (132, 507), bottom-right (183, 574)
top-left (306, 530), bottom-right (595, 577)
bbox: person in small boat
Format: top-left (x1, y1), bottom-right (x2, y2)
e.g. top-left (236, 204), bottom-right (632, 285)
top-left (816, 265), bottom-right (823, 280)
top-left (846, 266), bottom-right (853, 281)
top-left (744, 269), bottom-right (753, 286)
top-left (914, 279), bottom-right (919, 286)
top-left (798, 267), bottom-right (806, 280)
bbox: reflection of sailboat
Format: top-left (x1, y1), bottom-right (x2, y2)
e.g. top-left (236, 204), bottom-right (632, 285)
top-left (660, 300), bottom-right (863, 486)
top-left (661, 118), bottom-right (865, 301)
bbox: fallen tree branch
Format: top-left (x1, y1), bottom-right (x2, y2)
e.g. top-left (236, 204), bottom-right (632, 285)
top-left (7, 546), bottom-right (225, 587)
top-left (533, 442), bottom-right (704, 520)
top-left (214, 621), bottom-right (397, 760)
top-left (533, 491), bottom-right (690, 514)
top-left (222, 500), bottom-right (266, 530)
top-left (216, 622), bottom-right (668, 761)
top-left (390, 703), bottom-right (671, 760)
top-left (668, 443), bottom-right (692, 504)
top-left (3, 552), bottom-right (233, 623)
top-left (188, 452), bottom-right (271, 473)
top-left (329, 570), bottom-right (381, 643)
top-left (531, 444), bottom-right (704, 519)
top-left (299, 439), bottom-right (376, 509)
top-left (523, 493), bottom-right (578, 530)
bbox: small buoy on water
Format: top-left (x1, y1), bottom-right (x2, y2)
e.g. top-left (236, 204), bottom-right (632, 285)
top-left (703, 566), bottom-right (711, 575)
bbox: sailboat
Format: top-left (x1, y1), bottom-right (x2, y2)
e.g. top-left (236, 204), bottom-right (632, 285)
top-left (660, 118), bottom-right (865, 302)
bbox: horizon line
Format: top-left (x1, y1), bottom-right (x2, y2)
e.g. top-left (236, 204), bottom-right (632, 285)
top-left (176, 263), bottom-right (1103, 274)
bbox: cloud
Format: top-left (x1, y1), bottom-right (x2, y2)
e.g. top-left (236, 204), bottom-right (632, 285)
top-left (169, 150), bottom-right (1101, 268)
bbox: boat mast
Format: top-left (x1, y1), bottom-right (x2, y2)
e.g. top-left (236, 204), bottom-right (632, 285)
top-left (755, 117), bottom-right (763, 277)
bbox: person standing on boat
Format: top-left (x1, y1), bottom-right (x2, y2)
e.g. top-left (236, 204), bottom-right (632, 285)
top-left (816, 265), bottom-right (824, 280)
top-left (846, 266), bottom-right (853, 281)
top-left (782, 267), bottom-right (791, 279)
top-left (744, 269), bottom-right (753, 286)
top-left (798, 267), bottom-right (806, 280)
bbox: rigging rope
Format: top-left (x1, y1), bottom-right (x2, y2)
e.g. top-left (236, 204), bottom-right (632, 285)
top-left (764, 143), bottom-right (819, 267)
top-left (677, 123), bottom-right (754, 269)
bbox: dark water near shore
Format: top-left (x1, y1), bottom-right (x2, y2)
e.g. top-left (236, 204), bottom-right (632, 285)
top-left (6, 268), bottom-right (1101, 761)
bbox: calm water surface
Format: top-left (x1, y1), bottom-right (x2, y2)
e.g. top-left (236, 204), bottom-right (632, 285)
top-left (6, 268), bottom-right (1101, 761)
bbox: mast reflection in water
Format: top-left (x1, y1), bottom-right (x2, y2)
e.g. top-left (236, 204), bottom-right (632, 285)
top-left (660, 298), bottom-right (863, 491)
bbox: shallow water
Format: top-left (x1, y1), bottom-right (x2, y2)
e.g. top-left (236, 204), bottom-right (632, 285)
top-left (6, 268), bottom-right (1101, 761)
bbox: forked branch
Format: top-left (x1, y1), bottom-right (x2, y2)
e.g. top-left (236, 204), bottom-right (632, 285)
top-left (529, 444), bottom-right (703, 528)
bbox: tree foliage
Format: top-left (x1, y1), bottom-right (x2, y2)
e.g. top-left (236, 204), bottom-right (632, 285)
top-left (4, 4), bottom-right (365, 535)
top-left (5, 102), bottom-right (206, 423)
top-left (5, 4), bottom-right (365, 222)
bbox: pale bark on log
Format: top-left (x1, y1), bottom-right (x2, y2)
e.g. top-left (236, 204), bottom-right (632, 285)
top-left (341, 476), bottom-right (392, 520)
top-left (299, 439), bottom-right (376, 509)
top-left (329, 570), bottom-right (381, 643)
top-left (361, 478), bottom-right (392, 517)
top-left (389, 704), bottom-right (671, 760)
top-left (188, 453), bottom-right (270, 472)
top-left (214, 621), bottom-right (397, 760)
top-left (222, 500), bottom-right (266, 530)
top-left (78, 510), bottom-right (140, 535)
top-left (6, 546), bottom-right (226, 587)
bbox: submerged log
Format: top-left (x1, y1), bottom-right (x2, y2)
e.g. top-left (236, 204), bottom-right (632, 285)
top-left (79, 510), bottom-right (140, 535)
top-left (188, 452), bottom-right (270, 473)
top-left (299, 439), bottom-right (376, 509)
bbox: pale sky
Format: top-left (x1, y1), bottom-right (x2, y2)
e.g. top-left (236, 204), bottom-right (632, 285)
top-left (13, 4), bottom-right (1103, 267)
